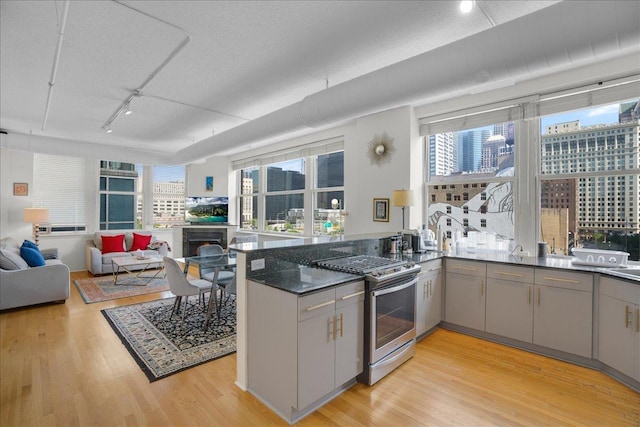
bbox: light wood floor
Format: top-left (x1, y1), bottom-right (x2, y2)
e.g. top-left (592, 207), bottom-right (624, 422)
top-left (1, 270), bottom-right (638, 426)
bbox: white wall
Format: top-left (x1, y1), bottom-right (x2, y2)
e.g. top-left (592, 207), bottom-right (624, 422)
top-left (186, 155), bottom-right (235, 223)
top-left (1, 148), bottom-right (33, 242)
top-left (345, 106), bottom-right (417, 235)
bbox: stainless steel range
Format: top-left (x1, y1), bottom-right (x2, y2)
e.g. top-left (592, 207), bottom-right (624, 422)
top-left (317, 255), bottom-right (421, 385)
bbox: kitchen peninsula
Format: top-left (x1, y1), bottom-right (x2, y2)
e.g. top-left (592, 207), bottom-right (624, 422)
top-left (230, 235), bottom-right (640, 424)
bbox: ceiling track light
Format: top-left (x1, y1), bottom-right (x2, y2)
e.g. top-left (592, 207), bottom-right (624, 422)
top-left (102, 91), bottom-right (140, 133)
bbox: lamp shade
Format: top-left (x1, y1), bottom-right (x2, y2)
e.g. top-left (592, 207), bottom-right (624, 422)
top-left (392, 190), bottom-right (413, 207)
top-left (24, 207), bottom-right (49, 223)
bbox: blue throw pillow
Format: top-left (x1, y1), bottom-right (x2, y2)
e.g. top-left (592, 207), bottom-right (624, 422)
top-left (20, 246), bottom-right (46, 267)
top-left (22, 240), bottom-right (40, 251)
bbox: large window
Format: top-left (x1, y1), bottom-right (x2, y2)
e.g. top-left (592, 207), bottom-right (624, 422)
top-left (143, 165), bottom-right (186, 228)
top-left (100, 161), bottom-right (138, 230)
top-left (540, 100), bottom-right (640, 258)
top-left (426, 121), bottom-right (515, 244)
top-left (34, 158), bottom-right (185, 234)
top-left (33, 154), bottom-right (87, 232)
top-left (237, 145), bottom-right (344, 236)
top-left (265, 159), bottom-right (306, 233)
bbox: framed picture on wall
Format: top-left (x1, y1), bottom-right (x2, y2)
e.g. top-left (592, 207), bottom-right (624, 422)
top-left (205, 176), bottom-right (214, 191)
top-left (13, 182), bottom-right (28, 196)
top-left (373, 198), bottom-right (389, 222)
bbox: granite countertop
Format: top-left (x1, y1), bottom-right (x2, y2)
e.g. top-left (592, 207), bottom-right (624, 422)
top-left (247, 259), bottom-right (363, 294)
top-left (242, 233), bottom-right (639, 295)
top-left (249, 250), bottom-right (640, 295)
top-left (439, 251), bottom-right (640, 283)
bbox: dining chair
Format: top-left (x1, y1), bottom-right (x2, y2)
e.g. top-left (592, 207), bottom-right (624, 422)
top-left (215, 273), bottom-right (236, 320)
top-left (163, 256), bottom-right (214, 326)
top-left (196, 244), bottom-right (235, 301)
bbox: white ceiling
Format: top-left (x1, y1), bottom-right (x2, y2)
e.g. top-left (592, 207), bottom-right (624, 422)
top-left (0, 0), bottom-right (611, 162)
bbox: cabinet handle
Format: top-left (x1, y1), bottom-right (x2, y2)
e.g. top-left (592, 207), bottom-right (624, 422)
top-left (537, 288), bottom-right (541, 306)
top-left (423, 282), bottom-right (429, 298)
top-left (496, 271), bottom-right (524, 277)
top-left (305, 300), bottom-right (335, 312)
top-left (428, 280), bottom-right (432, 297)
top-left (625, 306), bottom-right (632, 329)
top-left (528, 286), bottom-right (532, 305)
top-left (428, 266), bottom-right (442, 271)
top-left (340, 290), bottom-right (364, 300)
top-left (452, 265), bottom-right (477, 272)
top-left (329, 316), bottom-right (336, 341)
top-left (338, 313), bottom-right (344, 338)
top-left (543, 276), bottom-right (580, 284)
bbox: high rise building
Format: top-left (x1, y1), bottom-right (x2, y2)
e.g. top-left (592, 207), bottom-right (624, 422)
top-left (428, 132), bottom-right (456, 176)
top-left (541, 118), bottom-right (640, 239)
top-left (458, 129), bottom-right (490, 172)
top-left (619, 100), bottom-right (640, 123)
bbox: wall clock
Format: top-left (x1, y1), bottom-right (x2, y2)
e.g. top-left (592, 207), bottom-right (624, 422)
top-left (366, 132), bottom-right (395, 166)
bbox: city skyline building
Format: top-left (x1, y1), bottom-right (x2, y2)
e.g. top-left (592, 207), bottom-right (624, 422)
top-left (540, 113), bottom-right (639, 241)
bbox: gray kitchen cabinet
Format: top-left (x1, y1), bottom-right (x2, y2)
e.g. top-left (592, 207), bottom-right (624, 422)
top-left (445, 259), bottom-right (487, 331)
top-left (298, 281), bottom-right (364, 408)
top-left (485, 264), bottom-right (535, 342)
top-left (599, 276), bottom-right (640, 381)
top-left (416, 259), bottom-right (442, 337)
top-left (533, 269), bottom-right (593, 358)
top-left (247, 279), bottom-right (364, 423)
top-left (334, 283), bottom-right (365, 386)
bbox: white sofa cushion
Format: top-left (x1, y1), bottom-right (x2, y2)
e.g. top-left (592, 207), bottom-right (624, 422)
top-left (0, 248), bottom-right (29, 270)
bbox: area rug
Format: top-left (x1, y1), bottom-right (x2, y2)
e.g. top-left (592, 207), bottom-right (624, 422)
top-left (73, 274), bottom-right (170, 303)
top-left (101, 296), bottom-right (236, 381)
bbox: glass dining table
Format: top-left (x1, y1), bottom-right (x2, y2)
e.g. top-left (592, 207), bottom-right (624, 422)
top-left (182, 253), bottom-right (237, 330)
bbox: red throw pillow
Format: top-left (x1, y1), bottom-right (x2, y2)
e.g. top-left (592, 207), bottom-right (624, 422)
top-left (130, 233), bottom-right (152, 251)
top-left (101, 234), bottom-right (125, 254)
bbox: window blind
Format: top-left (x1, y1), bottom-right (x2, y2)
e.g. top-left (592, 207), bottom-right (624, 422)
top-left (537, 76), bottom-right (640, 118)
top-left (419, 74), bottom-right (640, 135)
top-left (232, 137), bottom-right (344, 170)
top-left (419, 98), bottom-right (530, 135)
top-left (33, 154), bottom-right (86, 228)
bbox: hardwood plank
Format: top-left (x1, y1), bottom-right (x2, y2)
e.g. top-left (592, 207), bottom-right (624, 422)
top-left (1, 270), bottom-right (638, 426)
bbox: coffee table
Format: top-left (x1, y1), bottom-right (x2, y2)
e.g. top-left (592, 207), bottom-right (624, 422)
top-left (111, 256), bottom-right (165, 286)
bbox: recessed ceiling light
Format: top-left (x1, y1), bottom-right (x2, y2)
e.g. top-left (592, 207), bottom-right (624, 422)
top-left (460, 0), bottom-right (474, 14)
top-left (106, 126), bottom-right (113, 133)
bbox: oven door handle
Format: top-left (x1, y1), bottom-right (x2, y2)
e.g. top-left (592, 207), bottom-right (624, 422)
top-left (372, 278), bottom-right (417, 297)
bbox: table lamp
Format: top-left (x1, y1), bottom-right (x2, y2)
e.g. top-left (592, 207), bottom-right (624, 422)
top-left (393, 189), bottom-right (413, 229)
top-left (24, 207), bottom-right (49, 246)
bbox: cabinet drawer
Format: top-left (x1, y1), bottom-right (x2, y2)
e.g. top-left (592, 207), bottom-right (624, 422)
top-left (599, 276), bottom-right (640, 303)
top-left (335, 280), bottom-right (365, 309)
top-left (298, 288), bottom-right (335, 321)
top-left (487, 263), bottom-right (534, 284)
top-left (421, 258), bottom-right (443, 273)
top-left (445, 259), bottom-right (486, 277)
top-left (534, 268), bottom-right (593, 292)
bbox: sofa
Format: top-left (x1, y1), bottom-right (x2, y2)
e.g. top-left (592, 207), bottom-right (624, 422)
top-left (0, 237), bottom-right (70, 310)
top-left (86, 231), bottom-right (170, 275)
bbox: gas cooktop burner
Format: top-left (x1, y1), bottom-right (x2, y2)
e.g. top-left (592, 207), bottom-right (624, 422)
top-left (316, 255), bottom-right (408, 275)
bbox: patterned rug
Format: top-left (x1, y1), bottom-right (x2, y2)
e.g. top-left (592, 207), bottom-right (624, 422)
top-left (101, 296), bottom-right (236, 381)
top-left (73, 274), bottom-right (170, 303)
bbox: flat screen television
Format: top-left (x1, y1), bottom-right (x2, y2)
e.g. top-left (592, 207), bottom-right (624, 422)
top-left (185, 196), bottom-right (229, 224)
